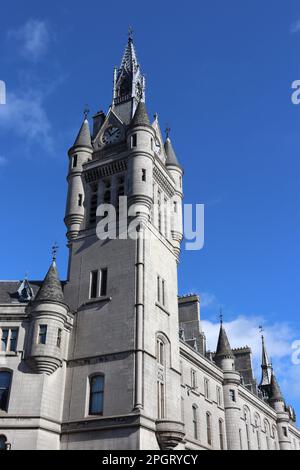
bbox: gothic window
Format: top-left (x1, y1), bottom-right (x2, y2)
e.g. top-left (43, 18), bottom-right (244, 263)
top-left (192, 405), bottom-right (198, 440)
top-left (204, 378), bottom-right (210, 399)
top-left (38, 325), bottom-right (47, 345)
top-left (216, 386), bottom-right (222, 407)
top-left (1, 328), bottom-right (18, 352)
top-left (0, 434), bottom-right (7, 450)
top-left (244, 407), bottom-right (251, 450)
top-left (156, 338), bottom-right (164, 366)
top-left (157, 275), bottom-right (161, 303)
top-left (119, 77), bottom-right (131, 97)
top-left (161, 279), bottom-right (166, 306)
top-left (191, 369), bottom-right (197, 389)
top-left (219, 419), bottom-right (224, 450)
top-left (56, 329), bottom-right (62, 348)
top-left (206, 412), bottom-right (212, 445)
top-left (157, 380), bottom-right (165, 419)
top-left (90, 270), bottom-right (98, 299)
top-left (89, 375), bottom-right (104, 415)
top-left (0, 371), bottom-right (12, 411)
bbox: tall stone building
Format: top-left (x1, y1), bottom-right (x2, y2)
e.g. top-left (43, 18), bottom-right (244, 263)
top-left (0, 37), bottom-right (299, 451)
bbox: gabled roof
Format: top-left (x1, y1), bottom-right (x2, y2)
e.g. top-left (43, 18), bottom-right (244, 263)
top-left (73, 118), bottom-right (92, 149)
top-left (34, 261), bottom-right (65, 304)
top-left (164, 137), bottom-right (181, 168)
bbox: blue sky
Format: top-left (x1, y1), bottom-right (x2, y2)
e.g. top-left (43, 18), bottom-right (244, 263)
top-left (0, 1), bottom-right (300, 420)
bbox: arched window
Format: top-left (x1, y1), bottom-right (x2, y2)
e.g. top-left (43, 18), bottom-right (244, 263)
top-left (192, 405), bottom-right (198, 440)
top-left (206, 412), bottom-right (212, 445)
top-left (264, 419), bottom-right (271, 450)
top-left (0, 435), bottom-right (7, 450)
top-left (89, 375), bottom-right (104, 415)
top-left (219, 419), bottom-right (224, 450)
top-left (255, 414), bottom-right (261, 450)
top-left (156, 338), bottom-right (164, 366)
top-left (244, 406), bottom-right (251, 450)
top-left (0, 371), bottom-right (12, 412)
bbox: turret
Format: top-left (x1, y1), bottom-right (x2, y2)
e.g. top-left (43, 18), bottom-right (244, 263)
top-left (65, 115), bottom-right (93, 241)
top-left (127, 101), bottom-right (154, 221)
top-left (164, 134), bottom-right (183, 255)
top-left (26, 255), bottom-right (70, 375)
top-left (269, 372), bottom-right (291, 449)
top-left (214, 320), bottom-right (241, 450)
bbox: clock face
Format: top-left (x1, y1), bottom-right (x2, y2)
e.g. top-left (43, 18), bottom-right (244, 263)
top-left (102, 126), bottom-right (121, 145)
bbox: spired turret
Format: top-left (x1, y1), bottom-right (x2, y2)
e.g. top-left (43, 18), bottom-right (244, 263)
top-left (65, 117), bottom-right (93, 241)
top-left (127, 101), bottom-right (155, 220)
top-left (214, 321), bottom-right (241, 450)
top-left (164, 135), bottom-right (183, 254)
top-left (26, 259), bottom-right (70, 375)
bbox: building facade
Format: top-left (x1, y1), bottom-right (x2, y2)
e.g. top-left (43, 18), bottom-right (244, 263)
top-left (0, 37), bottom-right (299, 451)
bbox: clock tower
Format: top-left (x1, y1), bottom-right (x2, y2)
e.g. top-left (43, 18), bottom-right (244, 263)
top-left (62, 35), bottom-right (184, 449)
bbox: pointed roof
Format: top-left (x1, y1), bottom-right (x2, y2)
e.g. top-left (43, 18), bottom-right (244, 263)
top-left (164, 137), bottom-right (181, 168)
top-left (119, 37), bottom-right (139, 76)
top-left (269, 372), bottom-right (284, 402)
top-left (73, 118), bottom-right (92, 149)
top-left (130, 101), bottom-right (150, 127)
top-left (34, 261), bottom-right (65, 304)
top-left (259, 335), bottom-right (272, 387)
top-left (215, 322), bottom-right (234, 359)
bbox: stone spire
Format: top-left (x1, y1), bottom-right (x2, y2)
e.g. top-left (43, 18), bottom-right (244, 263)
top-left (259, 334), bottom-right (272, 387)
top-left (164, 136), bottom-right (181, 168)
top-left (34, 260), bottom-right (65, 304)
top-left (215, 321), bottom-right (234, 360)
top-left (130, 101), bottom-right (150, 127)
top-left (72, 118), bottom-right (92, 149)
top-left (269, 372), bottom-right (284, 402)
top-left (119, 35), bottom-right (139, 75)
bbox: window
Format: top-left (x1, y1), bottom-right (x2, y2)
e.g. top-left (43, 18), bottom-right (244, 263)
top-left (206, 412), bottom-right (212, 445)
top-left (1, 328), bottom-right (18, 353)
top-left (89, 190), bottom-right (98, 226)
top-left (131, 134), bottom-right (137, 147)
top-left (191, 369), bottom-right (197, 389)
top-left (216, 386), bottom-right (222, 406)
top-left (239, 429), bottom-right (243, 450)
top-left (229, 389), bottom-right (236, 402)
top-left (90, 270), bottom-right (98, 299)
top-left (38, 325), bottom-right (47, 345)
top-left (174, 201), bottom-right (177, 213)
top-left (0, 371), bottom-right (12, 411)
top-left (157, 338), bottom-right (164, 366)
top-left (0, 435), bottom-right (7, 450)
top-left (157, 276), bottom-right (161, 303)
top-left (89, 375), bottom-right (104, 415)
top-left (192, 405), bottom-right (198, 440)
top-left (142, 169), bottom-right (146, 182)
top-left (78, 194), bottom-right (83, 207)
top-left (56, 329), bottom-right (62, 348)
top-left (100, 268), bottom-right (108, 296)
top-left (282, 427), bottom-right (288, 437)
top-left (162, 279), bottom-right (166, 306)
top-left (157, 189), bottom-right (162, 233)
top-left (204, 378), bottom-right (210, 399)
top-left (157, 381), bottom-right (165, 419)
top-left (72, 155), bottom-right (78, 168)
top-left (219, 419), bottom-right (224, 450)
top-left (164, 197), bottom-right (168, 237)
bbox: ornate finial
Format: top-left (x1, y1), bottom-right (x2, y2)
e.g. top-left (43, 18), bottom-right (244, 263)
top-left (154, 112), bottom-right (158, 120)
top-left (259, 325), bottom-right (264, 337)
top-left (52, 242), bottom-right (59, 261)
top-left (128, 26), bottom-right (134, 41)
top-left (165, 126), bottom-right (171, 139)
top-left (83, 105), bottom-right (90, 120)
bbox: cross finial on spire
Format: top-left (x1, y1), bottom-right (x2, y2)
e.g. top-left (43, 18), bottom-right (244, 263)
top-left (165, 126), bottom-right (171, 139)
top-left (128, 26), bottom-right (134, 41)
top-left (83, 105), bottom-right (90, 120)
top-left (52, 242), bottom-right (59, 261)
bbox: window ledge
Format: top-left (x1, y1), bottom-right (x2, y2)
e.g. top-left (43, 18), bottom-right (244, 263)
top-left (155, 302), bottom-right (170, 316)
top-left (81, 296), bottom-right (112, 308)
top-left (0, 351), bottom-right (18, 357)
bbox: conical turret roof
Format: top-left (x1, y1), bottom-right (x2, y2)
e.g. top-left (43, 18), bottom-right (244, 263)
top-left (215, 323), bottom-right (234, 359)
top-left (73, 118), bottom-right (92, 148)
top-left (269, 372), bottom-right (284, 402)
top-left (130, 101), bottom-right (150, 127)
top-left (164, 137), bottom-right (181, 168)
top-left (34, 261), bottom-right (65, 304)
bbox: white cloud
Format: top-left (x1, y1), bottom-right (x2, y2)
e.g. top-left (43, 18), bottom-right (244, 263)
top-left (200, 292), bottom-right (218, 308)
top-left (0, 90), bottom-right (53, 151)
top-left (290, 20), bottom-right (300, 34)
top-left (8, 19), bottom-right (51, 61)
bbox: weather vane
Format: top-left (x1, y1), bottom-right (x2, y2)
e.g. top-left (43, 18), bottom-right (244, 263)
top-left (83, 105), bottom-right (90, 119)
top-left (128, 26), bottom-right (134, 41)
top-left (219, 308), bottom-right (223, 324)
top-left (259, 325), bottom-right (264, 334)
top-left (52, 242), bottom-right (59, 261)
top-left (165, 126), bottom-right (171, 138)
